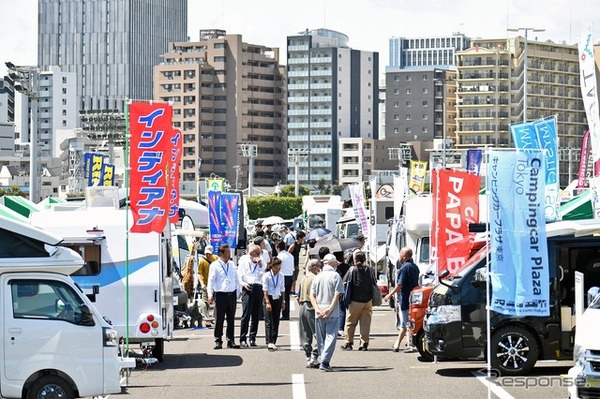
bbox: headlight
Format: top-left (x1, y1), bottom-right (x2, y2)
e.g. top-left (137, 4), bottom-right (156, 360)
top-left (410, 291), bottom-right (424, 306)
top-left (573, 344), bottom-right (585, 365)
top-left (103, 327), bottom-right (119, 347)
top-left (427, 305), bottom-right (461, 324)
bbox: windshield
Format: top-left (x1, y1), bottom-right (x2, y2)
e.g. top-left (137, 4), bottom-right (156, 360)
top-left (591, 293), bottom-right (600, 309)
top-left (449, 244), bottom-right (489, 279)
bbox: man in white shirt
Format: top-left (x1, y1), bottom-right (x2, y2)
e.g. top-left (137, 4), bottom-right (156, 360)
top-left (276, 240), bottom-right (295, 320)
top-left (237, 243), bottom-right (265, 347)
top-left (207, 244), bottom-right (241, 349)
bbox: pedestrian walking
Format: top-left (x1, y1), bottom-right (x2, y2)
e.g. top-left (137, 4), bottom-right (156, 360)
top-left (310, 254), bottom-right (344, 372)
top-left (297, 258), bottom-right (321, 368)
top-left (276, 239), bottom-right (295, 320)
top-left (206, 244), bottom-right (241, 349)
top-left (340, 250), bottom-right (374, 351)
top-left (384, 247), bottom-right (420, 352)
top-left (262, 257), bottom-right (285, 351)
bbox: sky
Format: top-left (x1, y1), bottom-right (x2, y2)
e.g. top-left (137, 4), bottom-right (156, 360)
top-left (1, 0), bottom-right (599, 76)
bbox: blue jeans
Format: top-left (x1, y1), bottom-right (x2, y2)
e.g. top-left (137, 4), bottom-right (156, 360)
top-left (315, 313), bottom-right (339, 364)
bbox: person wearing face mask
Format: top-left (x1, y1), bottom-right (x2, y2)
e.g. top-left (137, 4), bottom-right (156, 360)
top-left (237, 243), bottom-right (265, 348)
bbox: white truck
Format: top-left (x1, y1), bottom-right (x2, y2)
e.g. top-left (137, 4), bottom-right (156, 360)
top-left (302, 195), bottom-right (343, 231)
top-left (0, 214), bottom-right (123, 399)
top-left (568, 286), bottom-right (600, 398)
top-left (30, 187), bottom-right (174, 362)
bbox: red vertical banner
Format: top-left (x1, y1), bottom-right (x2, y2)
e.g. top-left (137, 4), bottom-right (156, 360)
top-left (168, 128), bottom-right (182, 223)
top-left (129, 101), bottom-right (173, 233)
top-left (432, 169), bottom-right (481, 276)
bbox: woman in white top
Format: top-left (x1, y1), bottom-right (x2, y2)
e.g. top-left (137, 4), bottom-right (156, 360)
top-left (262, 257), bottom-right (285, 351)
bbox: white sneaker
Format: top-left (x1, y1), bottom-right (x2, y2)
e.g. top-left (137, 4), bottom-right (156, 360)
top-left (271, 343), bottom-right (278, 351)
top-left (267, 343), bottom-right (274, 351)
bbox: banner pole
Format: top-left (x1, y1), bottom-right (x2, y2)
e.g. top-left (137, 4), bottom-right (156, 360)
top-left (124, 100), bottom-right (131, 358)
top-left (485, 147), bottom-right (492, 399)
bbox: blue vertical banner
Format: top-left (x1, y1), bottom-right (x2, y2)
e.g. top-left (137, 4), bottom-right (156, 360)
top-left (488, 150), bottom-right (549, 316)
top-left (101, 163), bottom-right (115, 186)
top-left (510, 116), bottom-right (559, 221)
top-left (466, 149), bottom-right (483, 176)
top-left (208, 190), bottom-right (222, 248)
top-left (221, 193), bottom-right (240, 249)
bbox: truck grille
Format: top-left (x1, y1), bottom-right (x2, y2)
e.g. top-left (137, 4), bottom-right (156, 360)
top-left (578, 387), bottom-right (600, 399)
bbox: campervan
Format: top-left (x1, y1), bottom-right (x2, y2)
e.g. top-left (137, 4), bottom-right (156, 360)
top-left (302, 195), bottom-right (343, 231)
top-left (0, 215), bottom-right (123, 399)
top-left (30, 187), bottom-right (174, 362)
top-left (424, 220), bottom-right (600, 376)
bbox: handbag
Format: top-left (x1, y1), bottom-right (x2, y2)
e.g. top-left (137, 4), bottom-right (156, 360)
top-left (371, 269), bottom-right (383, 306)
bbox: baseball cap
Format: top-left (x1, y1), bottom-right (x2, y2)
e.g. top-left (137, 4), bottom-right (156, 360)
top-left (323, 254), bottom-right (338, 265)
top-left (204, 245), bottom-right (214, 254)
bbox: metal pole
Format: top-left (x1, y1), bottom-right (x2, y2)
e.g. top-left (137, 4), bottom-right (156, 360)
top-left (29, 96), bottom-right (38, 202)
top-left (523, 29), bottom-right (528, 123)
top-left (248, 154), bottom-right (255, 198)
top-left (441, 74), bottom-right (446, 169)
top-left (294, 154), bottom-right (300, 197)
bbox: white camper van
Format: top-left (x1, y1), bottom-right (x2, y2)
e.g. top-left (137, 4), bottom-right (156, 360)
top-left (30, 187), bottom-right (174, 362)
top-left (0, 215), bottom-right (122, 399)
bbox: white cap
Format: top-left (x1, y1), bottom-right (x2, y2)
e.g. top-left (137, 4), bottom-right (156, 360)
top-left (323, 254), bottom-right (338, 266)
top-left (205, 245), bottom-right (214, 254)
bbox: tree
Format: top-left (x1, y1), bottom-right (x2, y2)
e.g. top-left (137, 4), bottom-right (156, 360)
top-left (0, 185), bottom-right (27, 197)
top-left (279, 184), bottom-right (310, 197)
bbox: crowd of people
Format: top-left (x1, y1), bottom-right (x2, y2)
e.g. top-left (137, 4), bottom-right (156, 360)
top-left (198, 220), bottom-right (420, 371)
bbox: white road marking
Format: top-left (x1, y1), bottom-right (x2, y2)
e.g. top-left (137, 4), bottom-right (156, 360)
top-left (292, 374), bottom-right (307, 399)
top-left (289, 321), bottom-right (301, 350)
top-left (473, 371), bottom-right (515, 399)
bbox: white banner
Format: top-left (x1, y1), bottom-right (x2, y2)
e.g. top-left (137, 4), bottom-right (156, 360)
top-left (349, 183), bottom-right (369, 240)
top-left (369, 178), bottom-right (378, 262)
top-left (579, 26), bottom-right (600, 163)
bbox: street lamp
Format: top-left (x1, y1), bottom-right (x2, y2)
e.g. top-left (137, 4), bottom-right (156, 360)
top-left (237, 143), bottom-right (257, 197)
top-left (233, 165), bottom-right (243, 190)
top-left (6, 62), bottom-right (40, 202)
top-left (507, 27), bottom-right (545, 123)
top-left (288, 148), bottom-right (309, 197)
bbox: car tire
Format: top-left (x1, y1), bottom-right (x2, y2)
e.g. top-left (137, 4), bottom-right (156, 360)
top-left (415, 329), bottom-right (434, 362)
top-left (491, 325), bottom-right (538, 376)
top-left (27, 375), bottom-right (75, 399)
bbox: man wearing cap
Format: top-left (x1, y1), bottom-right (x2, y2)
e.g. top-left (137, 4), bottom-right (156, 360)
top-left (310, 253), bottom-right (344, 372)
top-left (198, 244), bottom-right (218, 301)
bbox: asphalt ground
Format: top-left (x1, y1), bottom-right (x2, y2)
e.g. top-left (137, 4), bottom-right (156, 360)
top-left (118, 253), bottom-right (575, 399)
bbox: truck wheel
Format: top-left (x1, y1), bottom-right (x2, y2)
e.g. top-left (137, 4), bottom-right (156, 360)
top-left (153, 338), bottom-right (165, 362)
top-left (27, 375), bottom-right (75, 399)
top-left (415, 330), bottom-right (434, 362)
top-left (491, 325), bottom-right (538, 376)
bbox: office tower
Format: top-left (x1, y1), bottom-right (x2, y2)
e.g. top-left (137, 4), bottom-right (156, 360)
top-left (389, 33), bottom-right (470, 69)
top-left (38, 0), bottom-right (187, 112)
top-left (154, 30), bottom-right (286, 195)
top-left (287, 28), bottom-right (378, 187)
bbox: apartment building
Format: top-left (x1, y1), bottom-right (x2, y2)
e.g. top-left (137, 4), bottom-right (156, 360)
top-left (388, 33), bottom-right (470, 69)
top-left (286, 28), bottom-right (379, 187)
top-left (455, 37), bottom-right (586, 185)
top-left (154, 30), bottom-right (286, 195)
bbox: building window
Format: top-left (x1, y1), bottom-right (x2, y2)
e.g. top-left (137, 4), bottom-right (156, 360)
top-left (406, 101), bottom-right (411, 107)
top-left (405, 127), bottom-right (412, 133)
top-left (393, 88), bottom-right (399, 94)
top-left (406, 88), bottom-right (411, 94)
top-left (422, 127), bottom-right (428, 133)
top-left (394, 127), bottom-right (399, 134)
top-left (394, 75), bottom-right (399, 82)
top-left (423, 75), bottom-right (428, 80)
top-left (394, 114), bottom-right (399, 120)
top-left (394, 101), bottom-right (399, 107)
top-left (423, 88), bottom-right (428, 94)
top-left (214, 42), bottom-right (225, 49)
top-left (423, 114), bottom-right (428, 120)
top-left (62, 77), bottom-right (67, 84)
top-left (406, 114), bottom-right (411, 120)
top-left (422, 101), bottom-right (428, 107)
top-left (214, 56), bottom-right (226, 62)
top-left (62, 88), bottom-right (67, 94)
top-left (406, 75), bottom-right (412, 81)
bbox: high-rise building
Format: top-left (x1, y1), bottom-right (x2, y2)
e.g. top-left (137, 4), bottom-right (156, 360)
top-left (455, 37), bottom-right (587, 186)
top-left (385, 68), bottom-right (456, 150)
top-left (388, 33), bottom-right (470, 70)
top-left (0, 77), bottom-right (15, 123)
top-left (286, 28), bottom-right (379, 187)
top-left (38, 0), bottom-right (187, 112)
top-left (154, 30), bottom-right (286, 195)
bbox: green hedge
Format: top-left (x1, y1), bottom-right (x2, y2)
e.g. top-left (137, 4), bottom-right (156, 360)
top-left (246, 196), bottom-right (302, 220)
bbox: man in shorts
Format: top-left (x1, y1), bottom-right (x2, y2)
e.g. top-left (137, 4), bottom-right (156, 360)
top-left (384, 247), bottom-right (419, 352)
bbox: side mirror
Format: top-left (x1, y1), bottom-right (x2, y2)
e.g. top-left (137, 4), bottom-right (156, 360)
top-left (587, 286), bottom-right (600, 307)
top-left (80, 304), bottom-right (95, 326)
top-left (438, 269), bottom-right (452, 289)
top-left (472, 268), bottom-right (488, 287)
